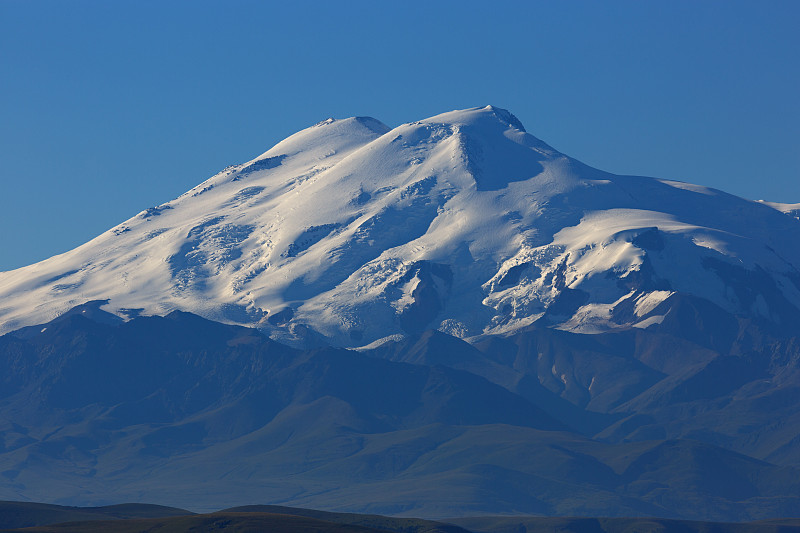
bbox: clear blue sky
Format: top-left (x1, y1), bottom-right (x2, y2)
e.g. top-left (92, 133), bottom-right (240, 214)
top-left (2, 0), bottom-right (798, 271)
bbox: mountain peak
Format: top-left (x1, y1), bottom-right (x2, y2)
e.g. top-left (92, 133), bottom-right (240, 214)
top-left (312, 115), bottom-right (390, 134)
top-left (423, 105), bottom-right (527, 132)
top-left (249, 115), bottom-right (390, 167)
top-left (1, 107), bottom-right (799, 347)
top-left (485, 104), bottom-right (527, 132)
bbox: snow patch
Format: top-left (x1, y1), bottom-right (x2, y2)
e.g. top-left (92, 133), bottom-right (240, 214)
top-left (634, 291), bottom-right (673, 317)
top-left (632, 315), bottom-right (666, 329)
top-left (658, 180), bottom-right (716, 195)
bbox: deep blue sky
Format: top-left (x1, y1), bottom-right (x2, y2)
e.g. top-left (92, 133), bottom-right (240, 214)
top-left (2, 0), bottom-right (798, 271)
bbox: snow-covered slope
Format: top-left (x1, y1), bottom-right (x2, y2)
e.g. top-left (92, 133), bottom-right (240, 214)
top-left (759, 200), bottom-right (800, 220)
top-left (2, 106), bottom-right (800, 346)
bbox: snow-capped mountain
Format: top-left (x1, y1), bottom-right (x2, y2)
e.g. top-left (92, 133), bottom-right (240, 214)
top-left (2, 105), bottom-right (799, 346)
top-left (3, 107), bottom-right (800, 519)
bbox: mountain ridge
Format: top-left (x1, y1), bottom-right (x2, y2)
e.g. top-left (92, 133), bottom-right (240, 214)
top-left (2, 309), bottom-right (800, 520)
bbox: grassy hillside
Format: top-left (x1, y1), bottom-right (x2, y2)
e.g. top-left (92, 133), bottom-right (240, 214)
top-left (0, 502), bottom-right (191, 530)
top-left (223, 505), bottom-right (469, 532)
top-left (2, 502), bottom-right (800, 533)
top-left (0, 502), bottom-right (468, 533)
top-left (447, 515), bottom-right (800, 533)
top-left (0, 512), bottom-right (387, 532)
